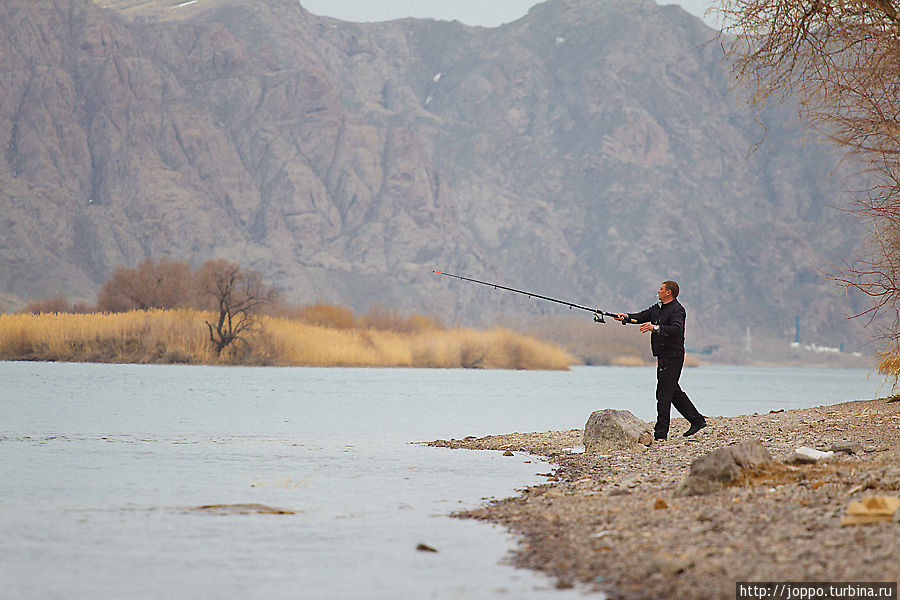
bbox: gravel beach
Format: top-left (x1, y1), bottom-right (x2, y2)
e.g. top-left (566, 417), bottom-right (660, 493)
top-left (428, 397), bottom-right (900, 599)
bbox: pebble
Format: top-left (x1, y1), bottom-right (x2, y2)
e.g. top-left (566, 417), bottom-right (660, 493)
top-left (429, 396), bottom-right (900, 599)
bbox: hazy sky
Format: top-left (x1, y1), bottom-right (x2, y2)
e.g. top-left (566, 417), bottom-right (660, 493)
top-left (299, 0), bottom-right (718, 28)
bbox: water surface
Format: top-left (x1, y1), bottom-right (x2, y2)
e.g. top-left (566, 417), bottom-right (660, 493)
top-left (0, 362), bottom-right (883, 599)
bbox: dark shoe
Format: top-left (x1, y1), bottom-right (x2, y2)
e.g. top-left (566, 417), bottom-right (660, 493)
top-left (683, 420), bottom-right (707, 437)
top-left (654, 434), bottom-right (667, 441)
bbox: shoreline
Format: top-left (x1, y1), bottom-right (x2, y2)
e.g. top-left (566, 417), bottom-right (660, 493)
top-left (429, 397), bottom-right (900, 599)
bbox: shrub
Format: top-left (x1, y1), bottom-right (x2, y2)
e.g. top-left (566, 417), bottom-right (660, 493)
top-left (97, 259), bottom-right (194, 312)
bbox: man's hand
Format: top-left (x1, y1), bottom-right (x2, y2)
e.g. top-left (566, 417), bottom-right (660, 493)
top-left (639, 322), bottom-right (655, 334)
top-left (614, 313), bottom-right (627, 322)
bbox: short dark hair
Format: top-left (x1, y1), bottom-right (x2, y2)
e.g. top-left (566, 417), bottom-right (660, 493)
top-left (662, 280), bottom-right (679, 299)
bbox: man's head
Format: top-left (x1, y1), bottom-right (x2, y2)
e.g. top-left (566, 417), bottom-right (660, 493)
top-left (657, 280), bottom-right (679, 303)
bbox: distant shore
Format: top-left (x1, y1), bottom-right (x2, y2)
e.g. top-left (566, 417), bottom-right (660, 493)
top-left (0, 310), bottom-right (576, 370)
top-left (429, 397), bottom-right (900, 599)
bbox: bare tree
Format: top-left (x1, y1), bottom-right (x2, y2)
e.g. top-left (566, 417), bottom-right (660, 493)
top-left (717, 0), bottom-right (900, 344)
top-left (97, 259), bottom-right (194, 312)
top-left (195, 259), bottom-right (277, 356)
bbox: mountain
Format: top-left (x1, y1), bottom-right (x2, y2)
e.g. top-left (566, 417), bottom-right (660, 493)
top-left (0, 0), bottom-right (872, 351)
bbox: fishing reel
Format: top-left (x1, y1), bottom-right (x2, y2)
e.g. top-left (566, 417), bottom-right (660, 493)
top-left (594, 312), bottom-right (631, 325)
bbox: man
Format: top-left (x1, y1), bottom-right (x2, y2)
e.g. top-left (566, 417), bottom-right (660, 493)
top-left (615, 281), bottom-right (706, 440)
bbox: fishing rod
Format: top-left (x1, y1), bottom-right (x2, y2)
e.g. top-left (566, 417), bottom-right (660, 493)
top-left (432, 270), bottom-right (637, 324)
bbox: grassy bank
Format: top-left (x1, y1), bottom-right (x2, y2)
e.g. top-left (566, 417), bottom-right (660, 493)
top-left (0, 310), bottom-right (577, 370)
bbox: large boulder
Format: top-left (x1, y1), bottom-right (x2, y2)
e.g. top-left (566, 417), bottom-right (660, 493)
top-left (583, 409), bottom-right (653, 453)
top-left (675, 439), bottom-right (772, 496)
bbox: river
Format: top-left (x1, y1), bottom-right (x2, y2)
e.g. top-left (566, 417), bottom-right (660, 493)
top-left (0, 362), bottom-right (885, 599)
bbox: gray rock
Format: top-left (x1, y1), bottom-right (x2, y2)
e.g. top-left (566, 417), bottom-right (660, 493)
top-left (191, 503), bottom-right (295, 515)
top-left (675, 440), bottom-right (772, 497)
top-left (583, 409), bottom-right (654, 453)
top-left (786, 452), bottom-right (820, 464)
top-left (828, 441), bottom-right (864, 455)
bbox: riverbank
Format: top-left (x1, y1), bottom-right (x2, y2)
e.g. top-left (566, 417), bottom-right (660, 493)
top-left (429, 397), bottom-right (900, 599)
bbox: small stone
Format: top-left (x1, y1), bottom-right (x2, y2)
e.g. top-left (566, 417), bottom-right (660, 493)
top-left (416, 543), bottom-right (438, 552)
top-left (503, 450), bottom-right (514, 456)
top-left (191, 503), bottom-right (295, 515)
top-left (792, 447), bottom-right (835, 462)
top-left (654, 498), bottom-right (668, 509)
top-left (828, 441), bottom-right (863, 455)
top-left (786, 452), bottom-right (819, 464)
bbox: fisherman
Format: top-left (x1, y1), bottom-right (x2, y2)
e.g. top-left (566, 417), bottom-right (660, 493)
top-left (615, 281), bottom-right (706, 440)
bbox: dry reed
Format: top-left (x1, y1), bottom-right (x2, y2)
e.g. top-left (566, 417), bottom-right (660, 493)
top-left (0, 310), bottom-right (215, 364)
top-left (0, 310), bottom-right (577, 370)
top-left (876, 351), bottom-right (900, 390)
top-left (261, 318), bottom-right (575, 369)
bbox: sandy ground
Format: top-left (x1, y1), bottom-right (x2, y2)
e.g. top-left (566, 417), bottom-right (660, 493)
top-left (428, 397), bottom-right (900, 599)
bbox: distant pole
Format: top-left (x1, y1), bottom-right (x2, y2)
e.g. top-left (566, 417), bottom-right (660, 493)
top-left (744, 324), bottom-right (752, 354)
top-left (794, 315), bottom-right (800, 344)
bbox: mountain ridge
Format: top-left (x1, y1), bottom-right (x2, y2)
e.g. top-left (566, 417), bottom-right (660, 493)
top-left (0, 0), bottom-right (871, 351)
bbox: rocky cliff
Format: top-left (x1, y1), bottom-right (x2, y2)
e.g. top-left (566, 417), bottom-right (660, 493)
top-left (0, 0), bottom-right (871, 350)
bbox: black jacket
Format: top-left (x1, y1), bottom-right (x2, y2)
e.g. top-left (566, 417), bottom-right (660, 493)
top-left (628, 299), bottom-right (686, 357)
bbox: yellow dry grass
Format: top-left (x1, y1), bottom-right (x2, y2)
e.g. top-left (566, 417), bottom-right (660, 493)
top-left (261, 317), bottom-right (576, 369)
top-left (0, 309), bottom-right (215, 364)
top-left (0, 310), bottom-right (577, 370)
top-left (876, 350), bottom-right (900, 388)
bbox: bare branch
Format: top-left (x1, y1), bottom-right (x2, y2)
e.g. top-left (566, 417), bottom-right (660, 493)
top-left (718, 0), bottom-right (900, 348)
top-left (196, 259), bottom-right (277, 356)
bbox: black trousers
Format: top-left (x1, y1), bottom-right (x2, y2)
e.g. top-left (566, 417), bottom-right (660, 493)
top-left (655, 354), bottom-right (703, 438)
